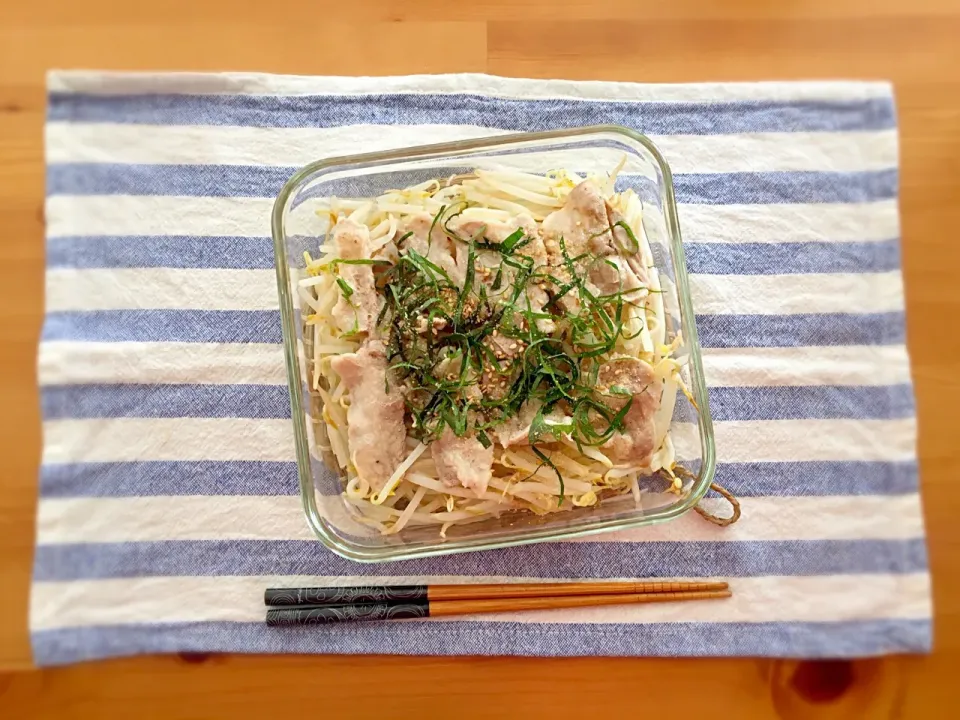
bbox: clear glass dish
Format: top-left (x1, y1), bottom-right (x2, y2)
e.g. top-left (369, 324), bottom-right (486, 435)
top-left (271, 124), bottom-right (715, 563)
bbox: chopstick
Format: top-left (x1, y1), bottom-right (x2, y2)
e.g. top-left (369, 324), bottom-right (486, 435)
top-left (266, 589), bottom-right (731, 626)
top-left (264, 580), bottom-right (729, 607)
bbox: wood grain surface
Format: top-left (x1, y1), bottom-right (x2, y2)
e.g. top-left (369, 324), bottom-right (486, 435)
top-left (1, 1), bottom-right (959, 717)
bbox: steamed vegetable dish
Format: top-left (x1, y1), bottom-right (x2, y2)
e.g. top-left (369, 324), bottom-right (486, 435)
top-left (299, 165), bottom-right (692, 535)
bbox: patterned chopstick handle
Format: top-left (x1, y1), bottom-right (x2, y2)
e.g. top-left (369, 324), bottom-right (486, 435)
top-left (266, 601), bottom-right (430, 626)
top-left (264, 585), bottom-right (428, 607)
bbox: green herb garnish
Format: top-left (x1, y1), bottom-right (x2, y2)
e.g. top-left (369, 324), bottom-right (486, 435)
top-left (377, 203), bottom-right (649, 502)
top-left (335, 276), bottom-right (354, 299)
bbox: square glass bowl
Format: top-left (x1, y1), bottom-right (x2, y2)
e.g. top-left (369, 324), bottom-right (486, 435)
top-left (271, 124), bottom-right (715, 562)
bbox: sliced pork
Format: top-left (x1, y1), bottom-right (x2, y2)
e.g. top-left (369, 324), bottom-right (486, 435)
top-left (477, 330), bottom-right (525, 401)
top-left (431, 426), bottom-right (494, 495)
top-left (448, 213), bottom-right (554, 332)
top-left (330, 219), bottom-right (380, 336)
top-left (494, 400), bottom-right (568, 448)
top-left (329, 339), bottom-right (407, 491)
top-left (597, 357), bottom-right (661, 466)
top-left (542, 180), bottom-right (610, 259)
top-left (398, 213), bottom-right (467, 287)
top-left (541, 181), bottom-right (647, 305)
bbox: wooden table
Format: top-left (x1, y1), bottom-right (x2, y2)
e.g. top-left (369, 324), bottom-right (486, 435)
top-left (1, 1), bottom-right (958, 717)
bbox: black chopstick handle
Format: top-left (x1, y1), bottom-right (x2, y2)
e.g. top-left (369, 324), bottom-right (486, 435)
top-left (264, 585), bottom-right (428, 607)
top-left (266, 600), bottom-right (430, 626)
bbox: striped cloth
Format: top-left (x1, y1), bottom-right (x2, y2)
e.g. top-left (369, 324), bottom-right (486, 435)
top-left (35, 72), bottom-right (930, 666)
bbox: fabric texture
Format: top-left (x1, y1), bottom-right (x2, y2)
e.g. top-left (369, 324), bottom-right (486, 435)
top-left (34, 71), bottom-right (929, 665)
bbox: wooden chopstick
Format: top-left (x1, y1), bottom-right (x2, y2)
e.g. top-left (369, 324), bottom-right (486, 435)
top-left (265, 589), bottom-right (732, 626)
top-left (264, 581), bottom-right (729, 607)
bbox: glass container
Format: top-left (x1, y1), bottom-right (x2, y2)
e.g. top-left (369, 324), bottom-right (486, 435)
top-left (271, 125), bottom-right (715, 562)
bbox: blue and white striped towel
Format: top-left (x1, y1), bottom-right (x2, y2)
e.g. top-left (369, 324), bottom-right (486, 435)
top-left (35, 71), bottom-right (930, 666)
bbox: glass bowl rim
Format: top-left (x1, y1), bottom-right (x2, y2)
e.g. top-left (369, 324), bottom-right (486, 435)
top-left (271, 123), bottom-right (717, 563)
